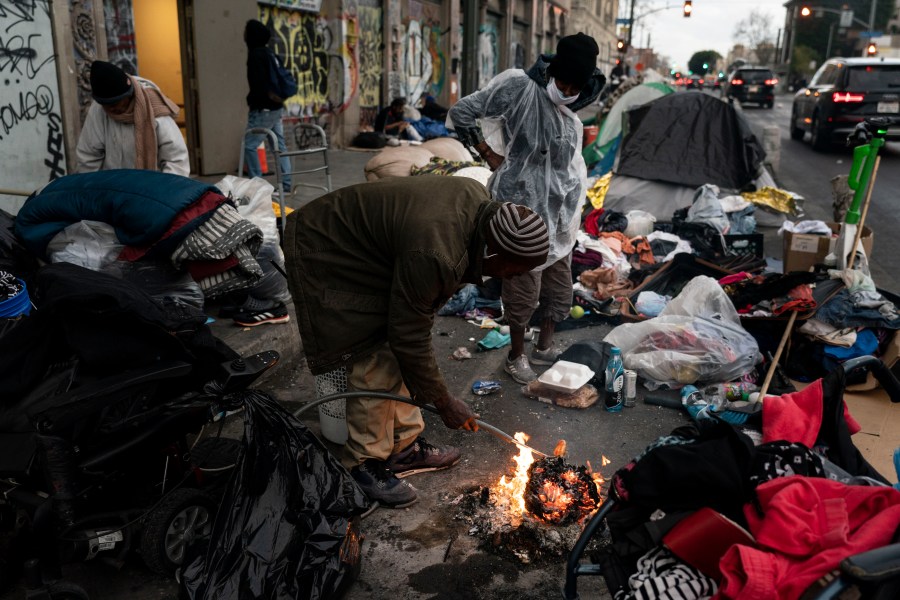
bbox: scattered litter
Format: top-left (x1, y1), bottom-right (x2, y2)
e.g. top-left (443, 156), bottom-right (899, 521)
top-left (468, 316), bottom-right (501, 329)
top-left (522, 381), bottom-right (598, 409)
top-left (476, 329), bottom-right (511, 351)
top-left (452, 347), bottom-right (473, 360)
top-left (472, 380), bottom-right (502, 395)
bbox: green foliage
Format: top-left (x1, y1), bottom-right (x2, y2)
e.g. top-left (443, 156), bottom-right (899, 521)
top-left (791, 45), bottom-right (821, 77)
top-left (688, 50), bottom-right (722, 75)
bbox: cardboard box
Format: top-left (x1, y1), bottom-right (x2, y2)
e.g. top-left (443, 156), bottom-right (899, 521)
top-left (782, 222), bottom-right (873, 273)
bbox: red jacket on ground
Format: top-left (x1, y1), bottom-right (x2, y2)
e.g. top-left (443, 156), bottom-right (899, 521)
top-left (716, 476), bottom-right (900, 600)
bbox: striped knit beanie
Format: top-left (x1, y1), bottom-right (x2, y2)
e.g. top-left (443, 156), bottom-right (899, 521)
top-left (488, 202), bottom-right (550, 259)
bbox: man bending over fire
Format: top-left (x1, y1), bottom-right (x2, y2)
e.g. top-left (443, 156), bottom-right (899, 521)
top-left (284, 176), bottom-right (549, 508)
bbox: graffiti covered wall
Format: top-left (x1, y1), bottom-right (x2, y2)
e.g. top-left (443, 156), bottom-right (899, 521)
top-left (356, 0), bottom-right (381, 127)
top-left (478, 20), bottom-right (498, 88)
top-left (104, 0), bottom-right (137, 75)
top-left (0, 0), bottom-right (66, 212)
top-left (260, 4), bottom-right (359, 117)
top-left (395, 0), bottom-right (444, 107)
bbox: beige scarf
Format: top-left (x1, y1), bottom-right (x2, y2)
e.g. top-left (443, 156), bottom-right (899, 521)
top-left (108, 77), bottom-right (180, 171)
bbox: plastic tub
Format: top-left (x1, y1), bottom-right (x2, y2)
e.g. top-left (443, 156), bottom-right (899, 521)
top-left (0, 279), bottom-right (31, 318)
top-left (624, 210), bottom-right (657, 238)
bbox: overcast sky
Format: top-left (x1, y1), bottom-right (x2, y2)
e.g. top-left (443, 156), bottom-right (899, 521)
top-left (624, 0), bottom-right (791, 69)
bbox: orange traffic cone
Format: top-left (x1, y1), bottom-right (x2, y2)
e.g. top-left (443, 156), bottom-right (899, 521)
top-left (257, 143), bottom-right (268, 174)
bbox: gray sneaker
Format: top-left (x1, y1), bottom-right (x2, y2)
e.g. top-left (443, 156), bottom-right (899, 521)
top-left (350, 459), bottom-right (418, 508)
top-left (505, 354), bottom-right (537, 384)
top-left (387, 437), bottom-right (461, 478)
top-left (531, 345), bottom-right (563, 366)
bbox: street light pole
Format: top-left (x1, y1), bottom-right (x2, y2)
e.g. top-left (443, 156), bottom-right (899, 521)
top-left (868, 0), bottom-right (877, 33)
top-left (787, 4), bottom-right (798, 85)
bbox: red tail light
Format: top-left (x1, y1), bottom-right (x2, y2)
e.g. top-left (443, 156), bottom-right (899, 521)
top-left (731, 79), bottom-right (744, 85)
top-left (765, 78), bottom-right (778, 85)
top-left (832, 92), bottom-right (865, 103)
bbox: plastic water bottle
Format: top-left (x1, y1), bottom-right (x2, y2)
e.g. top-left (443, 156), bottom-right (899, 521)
top-left (604, 347), bottom-right (625, 413)
top-left (681, 385), bottom-right (714, 421)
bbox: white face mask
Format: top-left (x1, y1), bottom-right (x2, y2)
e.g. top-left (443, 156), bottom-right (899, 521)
top-left (546, 78), bottom-right (579, 106)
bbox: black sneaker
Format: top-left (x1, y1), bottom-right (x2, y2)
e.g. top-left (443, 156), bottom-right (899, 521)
top-left (386, 437), bottom-right (461, 478)
top-left (233, 303), bottom-right (290, 327)
top-left (350, 459), bottom-right (418, 508)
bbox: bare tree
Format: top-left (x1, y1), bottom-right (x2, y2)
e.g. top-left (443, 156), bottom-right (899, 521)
top-left (733, 10), bottom-right (776, 66)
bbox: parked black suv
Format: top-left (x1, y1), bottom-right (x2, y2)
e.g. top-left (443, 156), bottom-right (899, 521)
top-left (725, 67), bottom-right (777, 108)
top-left (791, 57), bottom-right (900, 151)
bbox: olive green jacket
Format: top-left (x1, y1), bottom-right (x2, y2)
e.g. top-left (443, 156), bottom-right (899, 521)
top-left (284, 175), bottom-right (498, 406)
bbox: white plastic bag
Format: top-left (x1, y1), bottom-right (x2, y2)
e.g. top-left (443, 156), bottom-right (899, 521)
top-left (687, 184), bottom-right (730, 234)
top-left (215, 175), bottom-right (281, 250)
top-left (604, 276), bottom-right (761, 387)
top-left (47, 220), bottom-right (124, 271)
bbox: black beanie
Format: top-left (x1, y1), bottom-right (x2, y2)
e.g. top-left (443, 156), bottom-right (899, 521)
top-left (244, 19), bottom-right (271, 48)
top-left (549, 33), bottom-right (599, 88)
top-left (89, 60), bottom-right (133, 105)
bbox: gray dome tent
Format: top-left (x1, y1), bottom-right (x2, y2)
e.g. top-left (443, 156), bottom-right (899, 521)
top-left (616, 92), bottom-right (766, 190)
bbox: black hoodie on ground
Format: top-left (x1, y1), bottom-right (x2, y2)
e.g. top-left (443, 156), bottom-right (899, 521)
top-left (244, 20), bottom-right (283, 111)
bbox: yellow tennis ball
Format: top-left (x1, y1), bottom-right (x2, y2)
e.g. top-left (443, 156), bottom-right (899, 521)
top-left (570, 305), bottom-right (585, 319)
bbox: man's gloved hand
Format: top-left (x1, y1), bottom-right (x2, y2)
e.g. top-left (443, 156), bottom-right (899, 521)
top-left (434, 394), bottom-right (480, 431)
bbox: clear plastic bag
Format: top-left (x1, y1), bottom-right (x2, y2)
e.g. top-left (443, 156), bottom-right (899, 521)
top-left (46, 220), bottom-right (124, 271)
top-left (604, 276), bottom-right (761, 387)
top-left (687, 184), bottom-right (730, 234)
top-left (215, 175), bottom-right (280, 247)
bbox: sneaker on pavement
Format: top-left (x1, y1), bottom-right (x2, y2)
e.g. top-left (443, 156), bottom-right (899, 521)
top-left (350, 459), bottom-right (418, 508)
top-left (505, 354), bottom-right (537, 384)
top-left (233, 303), bottom-right (290, 327)
top-left (531, 345), bottom-right (563, 366)
top-left (386, 437), bottom-right (461, 478)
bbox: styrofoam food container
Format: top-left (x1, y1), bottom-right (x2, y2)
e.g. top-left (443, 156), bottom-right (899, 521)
top-left (537, 360), bottom-right (595, 393)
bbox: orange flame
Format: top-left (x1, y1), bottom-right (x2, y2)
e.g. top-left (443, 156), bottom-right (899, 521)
top-left (494, 434), bottom-right (608, 524)
top-left (493, 432), bottom-right (536, 522)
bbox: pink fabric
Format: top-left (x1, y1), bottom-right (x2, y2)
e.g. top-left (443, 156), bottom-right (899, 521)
top-left (715, 476), bottom-right (900, 600)
top-left (762, 379), bottom-right (861, 447)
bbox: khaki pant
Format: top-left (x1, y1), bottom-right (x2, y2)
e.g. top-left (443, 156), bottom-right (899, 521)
top-left (502, 253), bottom-right (574, 329)
top-left (344, 345), bottom-right (424, 467)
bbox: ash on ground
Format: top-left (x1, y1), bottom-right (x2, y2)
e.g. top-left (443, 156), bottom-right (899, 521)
top-left (444, 486), bottom-right (610, 565)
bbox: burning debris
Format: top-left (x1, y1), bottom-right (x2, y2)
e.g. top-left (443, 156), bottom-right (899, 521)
top-left (525, 457), bottom-right (602, 526)
top-left (449, 433), bottom-right (609, 564)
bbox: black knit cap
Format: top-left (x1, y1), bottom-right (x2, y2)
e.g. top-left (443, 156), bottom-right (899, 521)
top-left (548, 32), bottom-right (599, 88)
top-left (89, 60), bottom-right (133, 105)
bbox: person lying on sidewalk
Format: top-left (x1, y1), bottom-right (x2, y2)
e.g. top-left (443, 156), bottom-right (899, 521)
top-left (284, 176), bottom-right (549, 508)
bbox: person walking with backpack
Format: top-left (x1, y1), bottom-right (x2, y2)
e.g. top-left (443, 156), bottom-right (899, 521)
top-left (243, 19), bottom-right (293, 194)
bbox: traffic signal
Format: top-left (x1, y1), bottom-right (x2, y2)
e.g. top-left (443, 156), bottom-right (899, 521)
top-left (866, 42), bottom-right (877, 56)
top-left (616, 38), bottom-right (626, 52)
top-left (683, 1), bottom-right (692, 17)
top-left (800, 6), bottom-right (812, 17)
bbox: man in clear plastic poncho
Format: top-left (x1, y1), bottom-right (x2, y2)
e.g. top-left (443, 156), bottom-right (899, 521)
top-left (448, 33), bottom-right (605, 383)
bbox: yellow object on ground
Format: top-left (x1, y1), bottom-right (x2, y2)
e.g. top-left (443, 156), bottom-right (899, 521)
top-left (741, 186), bottom-right (799, 216)
top-left (586, 172), bottom-right (613, 210)
top-left (273, 202), bottom-right (294, 218)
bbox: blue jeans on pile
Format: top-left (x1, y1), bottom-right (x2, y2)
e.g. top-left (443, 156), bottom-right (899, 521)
top-left (244, 109), bottom-right (292, 192)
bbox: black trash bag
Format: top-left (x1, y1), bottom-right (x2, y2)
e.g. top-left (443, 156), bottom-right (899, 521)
top-left (180, 391), bottom-right (372, 600)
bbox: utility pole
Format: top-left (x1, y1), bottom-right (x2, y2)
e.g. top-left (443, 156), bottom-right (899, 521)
top-left (868, 0), bottom-right (877, 34)
top-left (627, 0), bottom-right (636, 49)
top-left (462, 0), bottom-right (479, 96)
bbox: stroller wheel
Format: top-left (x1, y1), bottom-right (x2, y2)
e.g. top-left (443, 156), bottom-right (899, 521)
top-left (42, 581), bottom-right (90, 600)
top-left (139, 488), bottom-right (216, 576)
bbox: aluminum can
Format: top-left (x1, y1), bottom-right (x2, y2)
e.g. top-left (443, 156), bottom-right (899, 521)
top-left (624, 370), bottom-right (637, 407)
top-left (472, 380), bottom-right (502, 395)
